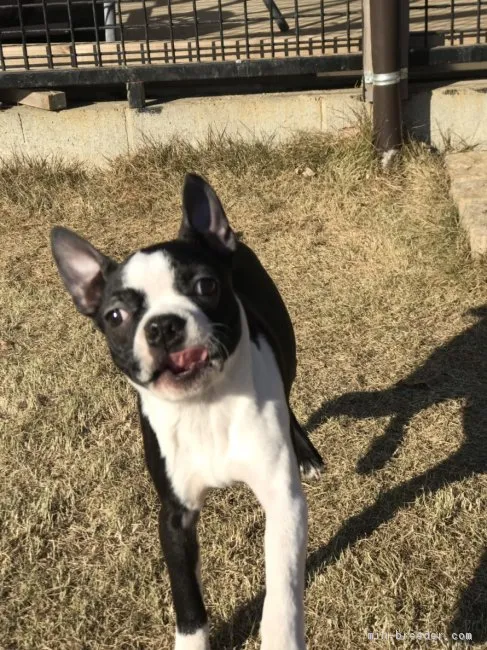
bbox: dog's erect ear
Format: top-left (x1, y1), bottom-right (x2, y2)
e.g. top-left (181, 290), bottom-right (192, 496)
top-left (51, 227), bottom-right (116, 316)
top-left (179, 173), bottom-right (237, 255)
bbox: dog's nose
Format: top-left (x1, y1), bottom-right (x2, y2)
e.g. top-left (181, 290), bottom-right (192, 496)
top-left (145, 314), bottom-right (186, 348)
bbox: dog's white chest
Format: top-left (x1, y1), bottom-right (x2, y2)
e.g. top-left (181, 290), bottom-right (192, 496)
top-left (138, 335), bottom-right (289, 510)
top-left (141, 390), bottom-right (250, 508)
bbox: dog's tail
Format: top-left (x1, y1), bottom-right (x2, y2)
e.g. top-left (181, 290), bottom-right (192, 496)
top-left (290, 409), bottom-right (325, 480)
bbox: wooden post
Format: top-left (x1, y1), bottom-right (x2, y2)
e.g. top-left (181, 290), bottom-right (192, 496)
top-left (0, 89), bottom-right (67, 111)
top-left (362, 0), bottom-right (373, 103)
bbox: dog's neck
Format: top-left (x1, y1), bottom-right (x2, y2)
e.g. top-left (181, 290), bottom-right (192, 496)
top-left (133, 301), bottom-right (260, 510)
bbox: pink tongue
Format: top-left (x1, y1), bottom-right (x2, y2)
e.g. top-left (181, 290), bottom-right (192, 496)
top-left (168, 347), bottom-right (208, 372)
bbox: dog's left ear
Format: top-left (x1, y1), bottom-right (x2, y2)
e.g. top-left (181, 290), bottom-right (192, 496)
top-left (179, 173), bottom-right (237, 255)
top-left (51, 227), bottom-right (116, 316)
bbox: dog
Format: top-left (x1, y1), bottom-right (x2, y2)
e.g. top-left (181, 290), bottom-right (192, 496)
top-left (51, 173), bottom-right (324, 650)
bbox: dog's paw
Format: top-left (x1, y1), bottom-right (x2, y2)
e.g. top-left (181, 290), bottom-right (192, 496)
top-left (300, 458), bottom-right (326, 481)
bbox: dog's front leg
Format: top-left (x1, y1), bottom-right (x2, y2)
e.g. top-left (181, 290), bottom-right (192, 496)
top-left (247, 448), bottom-right (308, 650)
top-left (158, 504), bottom-right (209, 650)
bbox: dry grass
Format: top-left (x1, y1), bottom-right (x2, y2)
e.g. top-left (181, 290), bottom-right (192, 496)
top-left (1, 128), bottom-right (487, 650)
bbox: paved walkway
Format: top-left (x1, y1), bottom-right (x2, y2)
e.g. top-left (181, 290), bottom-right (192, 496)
top-left (446, 151), bottom-right (487, 257)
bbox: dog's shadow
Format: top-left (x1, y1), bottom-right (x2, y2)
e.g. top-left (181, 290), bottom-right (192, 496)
top-left (211, 305), bottom-right (487, 647)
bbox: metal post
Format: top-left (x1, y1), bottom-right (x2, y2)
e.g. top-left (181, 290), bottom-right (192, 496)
top-left (104, 2), bottom-right (116, 42)
top-left (370, 0), bottom-right (402, 165)
top-left (262, 0), bottom-right (289, 32)
top-left (400, 0), bottom-right (409, 100)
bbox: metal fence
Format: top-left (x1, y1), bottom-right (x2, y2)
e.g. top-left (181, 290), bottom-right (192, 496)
top-left (410, 0), bottom-right (487, 47)
top-left (0, 1), bottom-right (487, 87)
top-left (0, 0), bottom-right (361, 70)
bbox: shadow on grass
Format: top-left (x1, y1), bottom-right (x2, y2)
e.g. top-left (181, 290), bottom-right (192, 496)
top-left (211, 305), bottom-right (487, 648)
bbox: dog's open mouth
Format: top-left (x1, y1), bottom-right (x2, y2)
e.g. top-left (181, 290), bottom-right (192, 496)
top-left (169, 347), bottom-right (209, 375)
top-left (152, 346), bottom-right (209, 383)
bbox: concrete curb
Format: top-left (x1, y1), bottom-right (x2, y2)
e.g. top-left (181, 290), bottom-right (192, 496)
top-left (2, 80), bottom-right (487, 168)
top-left (0, 89), bottom-right (367, 168)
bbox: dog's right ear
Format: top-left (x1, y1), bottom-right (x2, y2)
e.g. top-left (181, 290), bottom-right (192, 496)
top-left (179, 173), bottom-right (237, 256)
top-left (50, 227), bottom-right (116, 316)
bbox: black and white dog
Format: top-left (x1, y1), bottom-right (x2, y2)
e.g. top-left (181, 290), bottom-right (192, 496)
top-left (51, 174), bottom-right (323, 650)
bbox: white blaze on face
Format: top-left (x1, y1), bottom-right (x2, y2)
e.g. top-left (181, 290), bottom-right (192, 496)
top-left (122, 250), bottom-right (212, 383)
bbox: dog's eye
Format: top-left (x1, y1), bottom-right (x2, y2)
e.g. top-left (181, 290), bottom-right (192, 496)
top-left (194, 278), bottom-right (219, 297)
top-left (105, 308), bottom-right (128, 327)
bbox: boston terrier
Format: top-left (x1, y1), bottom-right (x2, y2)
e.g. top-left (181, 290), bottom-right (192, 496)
top-left (51, 173), bottom-right (324, 650)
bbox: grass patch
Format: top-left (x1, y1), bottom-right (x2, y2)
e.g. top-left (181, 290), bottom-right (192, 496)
top-left (1, 129), bottom-right (486, 649)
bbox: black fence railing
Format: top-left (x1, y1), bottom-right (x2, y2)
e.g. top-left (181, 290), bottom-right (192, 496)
top-left (410, 0), bottom-right (487, 47)
top-left (0, 0), bottom-right (362, 71)
top-left (0, 1), bottom-right (486, 87)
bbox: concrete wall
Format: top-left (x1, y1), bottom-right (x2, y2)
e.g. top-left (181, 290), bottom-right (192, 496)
top-left (405, 80), bottom-right (487, 149)
top-left (2, 81), bottom-right (487, 167)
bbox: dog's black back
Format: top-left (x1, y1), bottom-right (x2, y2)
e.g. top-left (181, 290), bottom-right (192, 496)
top-left (233, 241), bottom-right (324, 477)
top-left (233, 241), bottom-right (297, 397)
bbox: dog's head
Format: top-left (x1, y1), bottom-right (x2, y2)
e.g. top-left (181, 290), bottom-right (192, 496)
top-left (51, 174), bottom-right (242, 401)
